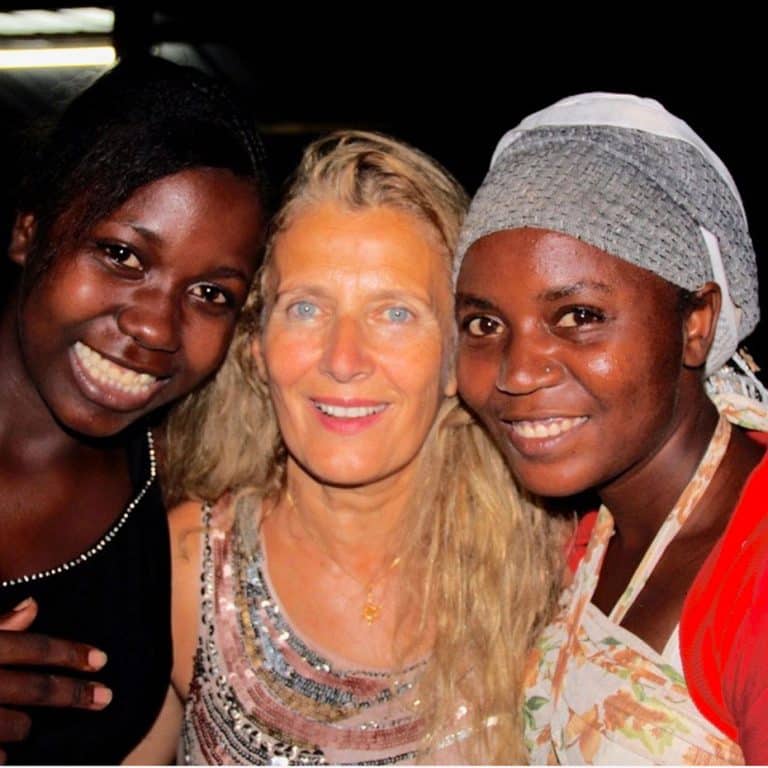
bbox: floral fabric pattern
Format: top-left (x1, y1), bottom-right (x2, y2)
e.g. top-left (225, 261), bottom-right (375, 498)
top-left (525, 417), bottom-right (744, 765)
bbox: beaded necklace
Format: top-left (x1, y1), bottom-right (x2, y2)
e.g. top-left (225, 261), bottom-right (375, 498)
top-left (1, 429), bottom-right (156, 589)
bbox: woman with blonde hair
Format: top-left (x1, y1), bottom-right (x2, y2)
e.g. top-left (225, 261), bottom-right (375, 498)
top-left (134, 130), bottom-right (561, 764)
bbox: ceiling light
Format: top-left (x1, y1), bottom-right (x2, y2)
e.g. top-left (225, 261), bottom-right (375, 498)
top-left (0, 45), bottom-right (115, 69)
top-left (0, 8), bottom-right (113, 36)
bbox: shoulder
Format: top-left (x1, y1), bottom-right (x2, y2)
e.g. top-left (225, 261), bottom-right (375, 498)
top-left (721, 550), bottom-right (768, 763)
top-left (168, 499), bottom-right (206, 542)
top-left (168, 500), bottom-right (206, 570)
top-left (168, 499), bottom-right (208, 699)
top-left (168, 493), bottom-right (249, 593)
top-left (681, 436), bottom-right (768, 753)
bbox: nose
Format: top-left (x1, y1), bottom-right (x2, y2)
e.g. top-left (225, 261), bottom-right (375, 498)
top-left (319, 315), bottom-right (374, 382)
top-left (116, 287), bottom-right (181, 353)
top-left (495, 330), bottom-right (559, 396)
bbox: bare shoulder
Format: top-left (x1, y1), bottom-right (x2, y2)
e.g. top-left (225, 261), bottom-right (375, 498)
top-left (168, 499), bottom-right (208, 698)
top-left (169, 499), bottom-right (206, 539)
top-left (168, 499), bottom-right (206, 568)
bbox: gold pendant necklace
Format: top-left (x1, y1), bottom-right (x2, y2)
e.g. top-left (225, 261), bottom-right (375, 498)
top-left (362, 589), bottom-right (381, 625)
top-left (285, 490), bottom-right (400, 625)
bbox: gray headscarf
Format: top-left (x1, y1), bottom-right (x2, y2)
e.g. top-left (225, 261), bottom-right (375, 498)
top-left (457, 92), bottom-right (759, 381)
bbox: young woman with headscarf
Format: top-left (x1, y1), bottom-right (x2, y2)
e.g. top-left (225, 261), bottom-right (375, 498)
top-left (455, 93), bottom-right (768, 764)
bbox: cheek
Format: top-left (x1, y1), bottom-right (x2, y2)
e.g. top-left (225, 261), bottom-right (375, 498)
top-left (24, 265), bottom-right (106, 328)
top-left (583, 350), bottom-right (616, 378)
top-left (260, 329), bottom-right (318, 403)
top-left (180, 318), bottom-right (237, 380)
top-left (580, 349), bottom-right (639, 405)
top-left (577, 338), bottom-right (684, 444)
top-left (383, 334), bottom-right (443, 397)
top-left (60, 271), bottom-right (111, 309)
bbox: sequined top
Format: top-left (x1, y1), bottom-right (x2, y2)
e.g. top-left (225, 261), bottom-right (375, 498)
top-left (180, 496), bottom-right (470, 765)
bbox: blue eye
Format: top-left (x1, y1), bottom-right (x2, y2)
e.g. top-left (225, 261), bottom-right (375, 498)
top-left (386, 307), bottom-right (412, 323)
top-left (289, 300), bottom-right (318, 319)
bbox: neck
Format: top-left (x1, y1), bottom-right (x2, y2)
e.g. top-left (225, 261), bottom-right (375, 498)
top-left (598, 389), bottom-right (720, 550)
top-left (280, 457), bottom-right (414, 578)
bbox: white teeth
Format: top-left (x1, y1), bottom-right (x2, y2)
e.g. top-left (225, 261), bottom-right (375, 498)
top-left (74, 341), bottom-right (157, 394)
top-left (313, 402), bottom-right (387, 419)
top-left (512, 416), bottom-right (587, 439)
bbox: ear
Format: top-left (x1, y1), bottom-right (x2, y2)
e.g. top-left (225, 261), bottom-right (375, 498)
top-left (8, 212), bottom-right (37, 266)
top-left (682, 282), bottom-right (720, 368)
top-left (250, 335), bottom-right (268, 383)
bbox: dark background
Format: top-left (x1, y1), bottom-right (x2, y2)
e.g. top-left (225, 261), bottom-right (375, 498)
top-left (1, 6), bottom-right (764, 365)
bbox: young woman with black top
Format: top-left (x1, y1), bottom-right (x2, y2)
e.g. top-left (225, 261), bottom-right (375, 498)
top-left (0, 57), bottom-right (268, 764)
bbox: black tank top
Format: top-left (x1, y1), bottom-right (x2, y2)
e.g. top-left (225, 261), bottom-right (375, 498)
top-left (0, 427), bottom-right (172, 765)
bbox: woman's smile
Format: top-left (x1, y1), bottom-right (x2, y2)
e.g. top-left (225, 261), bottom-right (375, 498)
top-left (505, 414), bottom-right (589, 441)
top-left (70, 341), bottom-right (167, 411)
top-left (310, 397), bottom-right (390, 434)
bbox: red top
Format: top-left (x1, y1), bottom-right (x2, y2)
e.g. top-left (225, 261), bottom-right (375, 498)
top-left (569, 432), bottom-right (768, 764)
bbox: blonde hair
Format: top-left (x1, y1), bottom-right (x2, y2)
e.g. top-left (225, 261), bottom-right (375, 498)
top-left (164, 130), bottom-right (563, 763)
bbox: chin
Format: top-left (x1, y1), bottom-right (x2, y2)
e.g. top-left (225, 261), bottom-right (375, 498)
top-left (52, 404), bottom-right (138, 440)
top-left (311, 469), bottom-right (384, 489)
top-left (507, 461), bottom-right (595, 501)
top-left (295, 453), bottom-right (394, 489)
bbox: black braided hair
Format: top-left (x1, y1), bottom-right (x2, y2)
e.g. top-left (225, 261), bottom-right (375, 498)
top-left (17, 55), bottom-right (269, 280)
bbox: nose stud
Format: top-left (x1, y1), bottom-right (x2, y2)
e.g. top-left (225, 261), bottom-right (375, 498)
top-left (544, 365), bottom-right (552, 373)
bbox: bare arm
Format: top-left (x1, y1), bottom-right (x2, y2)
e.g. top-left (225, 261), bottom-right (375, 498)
top-left (121, 500), bottom-right (204, 764)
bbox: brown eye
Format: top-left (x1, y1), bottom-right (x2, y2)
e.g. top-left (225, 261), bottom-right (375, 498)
top-left (555, 307), bottom-right (605, 328)
top-left (464, 316), bottom-right (504, 337)
top-left (100, 242), bottom-right (141, 270)
top-left (189, 283), bottom-right (232, 306)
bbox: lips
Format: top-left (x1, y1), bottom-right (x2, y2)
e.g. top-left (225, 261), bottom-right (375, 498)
top-left (310, 398), bottom-right (389, 434)
top-left (508, 416), bottom-right (587, 439)
top-left (70, 341), bottom-right (168, 411)
top-left (312, 401), bottom-right (388, 419)
top-left (497, 414), bottom-right (590, 459)
top-left (74, 341), bottom-right (159, 393)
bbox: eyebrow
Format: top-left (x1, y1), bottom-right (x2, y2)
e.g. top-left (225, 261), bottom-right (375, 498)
top-left (276, 285), bottom-right (433, 305)
top-left (456, 281), bottom-right (613, 311)
top-left (123, 223), bottom-right (164, 245)
top-left (537, 281), bottom-right (612, 301)
top-left (455, 292), bottom-right (498, 311)
top-left (205, 267), bottom-right (250, 283)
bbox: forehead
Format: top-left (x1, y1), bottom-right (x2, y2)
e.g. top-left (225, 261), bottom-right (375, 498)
top-left (270, 201), bottom-right (450, 294)
top-left (49, 167), bottom-right (260, 242)
top-left (113, 167), bottom-right (259, 219)
top-left (458, 227), bottom-right (677, 301)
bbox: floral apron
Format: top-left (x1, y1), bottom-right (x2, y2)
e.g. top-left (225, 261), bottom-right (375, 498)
top-left (525, 416), bottom-right (744, 764)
